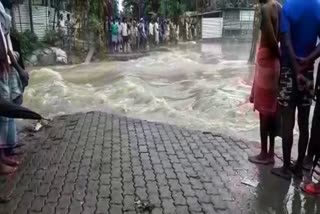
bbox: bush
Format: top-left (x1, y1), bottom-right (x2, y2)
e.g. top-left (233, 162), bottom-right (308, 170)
top-left (42, 29), bottom-right (63, 46)
top-left (11, 29), bottom-right (43, 59)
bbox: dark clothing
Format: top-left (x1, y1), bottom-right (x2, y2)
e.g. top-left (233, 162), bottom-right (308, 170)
top-left (308, 65), bottom-right (320, 159)
top-left (10, 35), bottom-right (25, 69)
top-left (308, 100), bottom-right (320, 158)
top-left (278, 66), bottom-right (314, 107)
top-left (281, 104), bottom-right (310, 168)
top-left (123, 36), bottom-right (129, 43)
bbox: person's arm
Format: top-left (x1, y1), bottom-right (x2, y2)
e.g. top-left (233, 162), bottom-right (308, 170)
top-left (302, 43), bottom-right (320, 65)
top-left (260, 4), bottom-right (279, 56)
top-left (281, 30), bottom-right (301, 73)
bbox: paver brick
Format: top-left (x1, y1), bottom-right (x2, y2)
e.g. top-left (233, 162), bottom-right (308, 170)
top-left (173, 192), bottom-right (186, 205)
top-left (159, 186), bottom-right (171, 199)
top-left (162, 198), bottom-right (175, 214)
top-left (176, 205), bottom-right (190, 214)
top-left (96, 199), bottom-right (110, 214)
top-left (0, 112), bottom-right (290, 214)
top-left (186, 197), bottom-right (202, 212)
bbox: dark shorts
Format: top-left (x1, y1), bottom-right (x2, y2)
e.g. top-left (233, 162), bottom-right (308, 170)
top-left (123, 36), bottom-right (129, 43)
top-left (278, 66), bottom-right (314, 107)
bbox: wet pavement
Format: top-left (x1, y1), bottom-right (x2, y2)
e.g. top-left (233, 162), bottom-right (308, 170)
top-left (0, 112), bottom-right (319, 214)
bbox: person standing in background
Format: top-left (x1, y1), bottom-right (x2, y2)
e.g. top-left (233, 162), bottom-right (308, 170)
top-left (111, 19), bottom-right (118, 53)
top-left (148, 19), bottom-right (154, 48)
top-left (139, 18), bottom-right (146, 50)
top-left (130, 20), bottom-right (138, 52)
top-left (105, 16), bottom-right (112, 50)
top-left (117, 19), bottom-right (123, 52)
top-left (154, 18), bottom-right (160, 47)
top-left (121, 18), bottom-right (129, 53)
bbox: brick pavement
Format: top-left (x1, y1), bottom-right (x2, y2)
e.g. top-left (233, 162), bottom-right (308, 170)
top-left (0, 112), bottom-right (319, 214)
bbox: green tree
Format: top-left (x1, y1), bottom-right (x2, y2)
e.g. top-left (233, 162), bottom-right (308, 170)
top-left (160, 0), bottom-right (186, 18)
top-left (184, 0), bottom-right (196, 11)
top-left (123, 0), bottom-right (186, 21)
top-left (113, 0), bottom-right (120, 17)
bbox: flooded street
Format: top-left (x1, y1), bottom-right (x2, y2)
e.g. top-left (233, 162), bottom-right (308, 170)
top-left (24, 42), bottom-right (258, 141)
top-left (12, 42), bottom-right (320, 214)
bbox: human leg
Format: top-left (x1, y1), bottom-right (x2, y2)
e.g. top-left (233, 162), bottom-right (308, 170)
top-left (306, 101), bottom-right (320, 166)
top-left (249, 113), bottom-right (271, 164)
top-left (271, 105), bottom-right (296, 180)
top-left (293, 105), bottom-right (311, 178)
top-left (268, 114), bottom-right (277, 160)
top-left (0, 119), bottom-right (17, 173)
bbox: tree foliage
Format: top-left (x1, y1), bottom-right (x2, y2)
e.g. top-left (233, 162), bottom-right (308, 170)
top-left (123, 0), bottom-right (190, 20)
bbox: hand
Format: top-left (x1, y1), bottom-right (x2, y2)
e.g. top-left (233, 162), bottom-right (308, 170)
top-left (297, 57), bottom-right (314, 72)
top-left (19, 70), bottom-right (29, 87)
top-left (13, 51), bottom-right (20, 61)
top-left (296, 73), bottom-right (310, 92)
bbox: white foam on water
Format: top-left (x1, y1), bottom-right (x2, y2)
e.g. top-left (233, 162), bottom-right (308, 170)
top-left (24, 43), bottom-right (260, 141)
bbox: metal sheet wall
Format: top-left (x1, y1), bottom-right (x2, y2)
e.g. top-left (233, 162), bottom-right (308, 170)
top-left (202, 18), bottom-right (223, 39)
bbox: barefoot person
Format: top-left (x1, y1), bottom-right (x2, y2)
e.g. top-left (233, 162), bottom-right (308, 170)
top-left (249, 0), bottom-right (281, 165)
top-left (271, 0), bottom-right (320, 180)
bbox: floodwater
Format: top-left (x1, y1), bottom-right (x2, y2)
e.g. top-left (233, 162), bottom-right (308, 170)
top-left (24, 42), bottom-right (260, 141)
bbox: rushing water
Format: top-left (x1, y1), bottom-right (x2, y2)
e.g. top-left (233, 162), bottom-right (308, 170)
top-left (24, 42), bottom-right (261, 141)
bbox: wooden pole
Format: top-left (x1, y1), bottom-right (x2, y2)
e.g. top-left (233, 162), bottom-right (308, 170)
top-left (28, 0), bottom-right (34, 33)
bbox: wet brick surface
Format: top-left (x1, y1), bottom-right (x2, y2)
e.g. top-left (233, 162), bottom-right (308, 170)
top-left (0, 112), bottom-right (318, 214)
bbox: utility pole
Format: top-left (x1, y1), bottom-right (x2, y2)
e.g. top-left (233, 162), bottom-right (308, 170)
top-left (28, 0), bottom-right (34, 33)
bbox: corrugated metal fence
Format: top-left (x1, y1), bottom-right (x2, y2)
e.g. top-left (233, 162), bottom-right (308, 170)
top-left (201, 9), bottom-right (254, 40)
top-left (222, 10), bottom-right (254, 39)
top-left (13, 3), bottom-right (69, 40)
top-left (202, 18), bottom-right (223, 39)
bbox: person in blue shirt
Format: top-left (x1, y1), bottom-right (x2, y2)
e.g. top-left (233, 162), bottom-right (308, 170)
top-left (271, 0), bottom-right (320, 180)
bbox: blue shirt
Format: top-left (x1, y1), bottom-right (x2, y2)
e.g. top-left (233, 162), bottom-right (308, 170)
top-left (280, 0), bottom-right (320, 61)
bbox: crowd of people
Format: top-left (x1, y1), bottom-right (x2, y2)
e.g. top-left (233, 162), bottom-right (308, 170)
top-left (106, 16), bottom-right (199, 53)
top-left (249, 0), bottom-right (320, 194)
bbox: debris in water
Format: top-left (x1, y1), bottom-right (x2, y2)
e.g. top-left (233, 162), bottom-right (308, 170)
top-left (241, 178), bottom-right (259, 188)
top-left (34, 122), bottom-right (42, 131)
top-left (134, 200), bottom-right (155, 212)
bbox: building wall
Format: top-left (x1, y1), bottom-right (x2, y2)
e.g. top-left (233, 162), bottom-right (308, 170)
top-left (13, 3), bottom-right (70, 40)
top-left (222, 9), bottom-right (254, 39)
